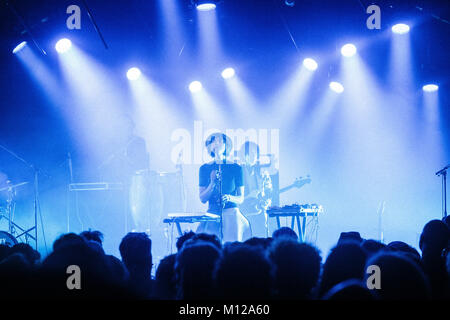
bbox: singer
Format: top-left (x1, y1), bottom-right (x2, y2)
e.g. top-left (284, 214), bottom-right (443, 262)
top-left (197, 132), bottom-right (251, 242)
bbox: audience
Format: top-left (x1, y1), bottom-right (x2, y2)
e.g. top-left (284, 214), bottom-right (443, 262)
top-left (386, 241), bottom-right (421, 265)
top-left (419, 220), bottom-right (450, 299)
top-left (175, 240), bottom-right (221, 299)
top-left (0, 217), bottom-right (448, 300)
top-left (154, 253), bottom-right (177, 299)
top-left (214, 244), bottom-right (273, 299)
top-left (268, 239), bottom-right (321, 299)
top-left (119, 232), bottom-right (154, 299)
top-left (360, 239), bottom-right (386, 258)
top-left (318, 242), bottom-right (367, 297)
top-left (272, 227), bottom-right (298, 241)
top-left (365, 252), bottom-right (431, 300)
top-left (79, 230), bottom-right (104, 246)
top-left (176, 231), bottom-right (196, 251)
top-left (322, 279), bottom-right (378, 300)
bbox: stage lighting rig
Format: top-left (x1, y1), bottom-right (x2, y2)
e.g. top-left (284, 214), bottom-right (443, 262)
top-left (192, 0), bottom-right (221, 11)
top-left (285, 0), bottom-right (295, 7)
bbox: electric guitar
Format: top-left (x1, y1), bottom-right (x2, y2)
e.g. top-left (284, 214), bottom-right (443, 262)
top-left (240, 176), bottom-right (312, 217)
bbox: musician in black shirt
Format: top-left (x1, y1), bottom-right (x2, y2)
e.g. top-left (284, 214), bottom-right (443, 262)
top-left (197, 133), bottom-right (250, 242)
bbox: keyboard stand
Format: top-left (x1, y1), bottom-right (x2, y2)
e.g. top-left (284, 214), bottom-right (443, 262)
top-left (269, 211), bottom-right (320, 242)
top-left (163, 215), bottom-right (221, 237)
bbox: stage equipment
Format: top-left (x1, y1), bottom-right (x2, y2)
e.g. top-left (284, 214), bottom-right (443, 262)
top-left (436, 164), bottom-right (449, 218)
top-left (193, 0), bottom-right (219, 11)
top-left (267, 204), bottom-right (323, 242)
top-left (329, 81), bottom-right (344, 93)
top-left (303, 58), bottom-right (318, 71)
top-left (0, 231), bottom-right (18, 247)
top-left (0, 181), bottom-right (30, 240)
top-left (423, 84), bottom-right (439, 92)
top-left (69, 182), bottom-right (124, 191)
top-left (240, 176), bottom-right (311, 217)
top-left (189, 81), bottom-right (202, 93)
top-left (68, 181), bottom-right (127, 233)
top-left (221, 67), bottom-right (235, 79)
top-left (163, 212), bottom-right (221, 236)
top-left (0, 143), bottom-right (42, 250)
top-left (392, 23), bottom-right (410, 34)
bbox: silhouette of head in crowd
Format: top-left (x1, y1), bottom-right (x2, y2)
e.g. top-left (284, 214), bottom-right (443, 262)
top-left (119, 232), bottom-right (154, 298)
top-left (8, 243), bottom-right (40, 266)
top-left (338, 231), bottom-right (363, 244)
top-left (360, 239), bottom-right (386, 258)
top-left (80, 230), bottom-right (104, 246)
top-left (319, 242), bottom-right (367, 297)
top-left (322, 279), bottom-right (378, 300)
top-left (52, 233), bottom-right (85, 251)
top-left (268, 239), bottom-right (321, 299)
top-left (192, 233), bottom-right (222, 250)
top-left (386, 241), bottom-right (421, 265)
top-left (272, 227), bottom-right (298, 241)
top-left (154, 253), bottom-right (177, 299)
top-left (365, 252), bottom-right (431, 300)
top-left (419, 219), bottom-right (450, 299)
top-left (419, 219), bottom-right (449, 255)
top-left (214, 244), bottom-right (273, 299)
top-left (244, 237), bottom-right (273, 250)
top-left (176, 231), bottom-right (196, 251)
top-left (175, 241), bottom-right (221, 299)
top-left (41, 236), bottom-right (128, 299)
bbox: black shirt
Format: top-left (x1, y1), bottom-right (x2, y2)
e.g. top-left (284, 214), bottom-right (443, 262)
top-left (199, 162), bottom-right (244, 215)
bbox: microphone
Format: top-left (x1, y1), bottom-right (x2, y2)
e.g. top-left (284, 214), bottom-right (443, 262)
top-left (216, 164), bottom-right (222, 181)
top-left (216, 164), bottom-right (225, 209)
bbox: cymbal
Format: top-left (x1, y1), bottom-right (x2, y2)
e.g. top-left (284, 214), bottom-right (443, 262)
top-left (0, 181), bottom-right (29, 192)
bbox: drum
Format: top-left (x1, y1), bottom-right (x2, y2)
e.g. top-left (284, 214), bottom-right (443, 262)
top-left (0, 231), bottom-right (18, 247)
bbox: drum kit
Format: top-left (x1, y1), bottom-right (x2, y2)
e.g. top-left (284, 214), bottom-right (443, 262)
top-left (0, 179), bottom-right (29, 247)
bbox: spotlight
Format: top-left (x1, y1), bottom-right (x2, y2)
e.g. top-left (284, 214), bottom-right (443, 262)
top-left (392, 23), bottom-right (410, 34)
top-left (422, 84), bottom-right (438, 92)
top-left (189, 81), bottom-right (203, 93)
top-left (127, 67), bottom-right (141, 81)
top-left (221, 67), bottom-right (235, 79)
top-left (303, 58), bottom-right (318, 71)
top-left (285, 0), bottom-right (295, 7)
top-left (12, 41), bottom-right (27, 54)
top-left (55, 38), bottom-right (72, 53)
top-left (329, 81), bottom-right (344, 93)
top-left (194, 0), bottom-right (217, 11)
top-left (341, 43), bottom-right (357, 57)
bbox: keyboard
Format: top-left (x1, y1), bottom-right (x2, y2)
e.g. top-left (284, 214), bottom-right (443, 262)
top-left (267, 204), bottom-right (323, 217)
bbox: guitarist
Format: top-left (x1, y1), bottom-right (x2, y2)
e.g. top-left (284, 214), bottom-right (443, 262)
top-left (239, 141), bottom-right (275, 237)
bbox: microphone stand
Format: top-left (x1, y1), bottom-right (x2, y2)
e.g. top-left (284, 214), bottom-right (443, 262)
top-left (436, 165), bottom-right (449, 218)
top-left (217, 163), bottom-right (224, 242)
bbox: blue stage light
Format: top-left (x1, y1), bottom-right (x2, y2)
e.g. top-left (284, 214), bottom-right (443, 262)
top-left (422, 84), bottom-right (438, 92)
top-left (329, 81), bottom-right (344, 93)
top-left (221, 67), bottom-right (235, 79)
top-left (303, 58), bottom-right (318, 71)
top-left (127, 67), bottom-right (141, 81)
top-left (55, 38), bottom-right (72, 53)
top-left (341, 44), bottom-right (357, 57)
top-left (189, 81), bottom-right (203, 93)
top-left (392, 24), bottom-right (410, 34)
top-left (12, 41), bottom-right (27, 54)
top-left (196, 1), bottom-right (216, 11)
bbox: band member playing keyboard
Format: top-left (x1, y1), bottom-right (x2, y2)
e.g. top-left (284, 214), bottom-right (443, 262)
top-left (197, 133), bottom-right (250, 242)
